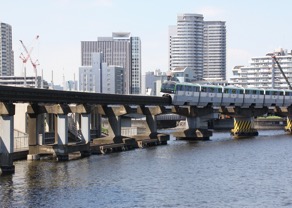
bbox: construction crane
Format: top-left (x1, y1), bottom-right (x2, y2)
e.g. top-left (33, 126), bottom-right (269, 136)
top-left (19, 35), bottom-right (39, 88)
top-left (271, 55), bottom-right (292, 90)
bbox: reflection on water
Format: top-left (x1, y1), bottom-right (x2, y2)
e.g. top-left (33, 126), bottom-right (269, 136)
top-left (1, 130), bottom-right (292, 207)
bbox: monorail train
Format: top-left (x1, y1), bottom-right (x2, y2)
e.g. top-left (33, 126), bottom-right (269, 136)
top-left (160, 81), bottom-right (292, 107)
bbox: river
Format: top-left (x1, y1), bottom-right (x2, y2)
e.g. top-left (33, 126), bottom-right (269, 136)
top-left (1, 130), bottom-right (292, 207)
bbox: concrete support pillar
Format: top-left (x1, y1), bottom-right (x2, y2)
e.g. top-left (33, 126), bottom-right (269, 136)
top-left (137, 105), bottom-right (164, 138)
top-left (74, 104), bottom-right (92, 157)
top-left (27, 104), bottom-right (45, 160)
top-left (231, 117), bottom-right (258, 138)
top-left (97, 105), bottom-right (129, 143)
top-left (43, 104), bottom-right (71, 161)
top-left (80, 113), bottom-right (91, 143)
top-left (55, 114), bottom-right (68, 145)
top-left (186, 117), bottom-right (201, 129)
top-left (172, 106), bottom-right (213, 140)
top-left (220, 106), bottom-right (268, 138)
top-left (91, 109), bottom-right (101, 138)
top-left (273, 106), bottom-right (292, 134)
top-left (0, 102), bottom-right (15, 175)
top-left (285, 116), bottom-right (292, 133)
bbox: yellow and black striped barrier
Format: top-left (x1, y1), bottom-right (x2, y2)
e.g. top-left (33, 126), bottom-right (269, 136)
top-left (231, 118), bottom-right (258, 138)
top-left (285, 117), bottom-right (292, 133)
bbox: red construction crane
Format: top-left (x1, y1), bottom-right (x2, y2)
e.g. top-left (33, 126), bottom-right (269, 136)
top-left (19, 35), bottom-right (39, 87)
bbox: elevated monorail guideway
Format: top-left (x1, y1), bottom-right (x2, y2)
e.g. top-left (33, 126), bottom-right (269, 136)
top-left (161, 81), bottom-right (292, 138)
top-left (0, 85), bottom-right (170, 105)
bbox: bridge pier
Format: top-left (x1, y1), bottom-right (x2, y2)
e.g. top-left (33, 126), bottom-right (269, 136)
top-left (231, 117), bottom-right (258, 138)
top-left (220, 106), bottom-right (268, 138)
top-left (75, 104), bottom-right (91, 157)
top-left (285, 116), bottom-right (292, 133)
top-left (172, 106), bottom-right (213, 140)
top-left (96, 105), bottom-right (130, 143)
top-left (136, 105), bottom-right (169, 146)
top-left (27, 104), bottom-right (78, 161)
top-left (0, 102), bottom-right (15, 175)
top-left (273, 106), bottom-right (292, 133)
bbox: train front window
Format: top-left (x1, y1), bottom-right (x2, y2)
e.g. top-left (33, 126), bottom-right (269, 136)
top-left (161, 82), bottom-right (176, 93)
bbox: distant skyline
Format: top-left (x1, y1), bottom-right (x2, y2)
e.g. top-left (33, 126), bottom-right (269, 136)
top-left (1, 0), bottom-right (292, 85)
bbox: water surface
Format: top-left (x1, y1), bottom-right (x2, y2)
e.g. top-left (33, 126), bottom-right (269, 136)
top-left (1, 130), bottom-right (292, 207)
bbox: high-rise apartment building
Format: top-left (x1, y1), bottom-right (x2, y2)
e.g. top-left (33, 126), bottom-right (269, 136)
top-left (169, 14), bottom-right (226, 82)
top-left (169, 14), bottom-right (204, 81)
top-left (81, 32), bottom-right (141, 94)
top-left (0, 22), bottom-right (14, 76)
top-left (203, 21), bottom-right (226, 81)
top-left (230, 48), bottom-right (292, 89)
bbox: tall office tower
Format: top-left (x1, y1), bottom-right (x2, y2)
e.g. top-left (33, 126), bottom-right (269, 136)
top-left (130, 37), bottom-right (141, 94)
top-left (203, 21), bottom-right (226, 81)
top-left (169, 14), bottom-right (204, 81)
top-left (81, 32), bottom-right (141, 94)
top-left (0, 22), bottom-right (14, 76)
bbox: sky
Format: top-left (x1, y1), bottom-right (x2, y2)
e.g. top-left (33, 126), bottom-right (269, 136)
top-left (1, 0), bottom-right (292, 85)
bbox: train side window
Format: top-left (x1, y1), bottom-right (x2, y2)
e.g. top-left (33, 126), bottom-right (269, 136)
top-left (218, 88), bottom-right (222, 93)
top-left (224, 89), bottom-right (229, 93)
top-left (260, 91), bottom-right (264, 95)
top-left (232, 89), bottom-right (236, 94)
top-left (280, 91), bottom-right (283, 96)
top-left (201, 87), bottom-right (206, 92)
top-left (239, 90), bottom-right (244, 94)
top-left (209, 87), bottom-right (214, 93)
top-left (192, 86), bottom-right (198, 92)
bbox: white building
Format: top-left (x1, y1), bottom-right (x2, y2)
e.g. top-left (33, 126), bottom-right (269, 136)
top-left (230, 48), bottom-right (292, 89)
top-left (0, 76), bottom-right (49, 88)
top-left (169, 14), bottom-right (226, 82)
top-left (102, 65), bottom-right (124, 94)
top-left (0, 22), bottom-right (14, 76)
top-left (79, 52), bottom-right (124, 94)
top-left (169, 14), bottom-right (204, 80)
top-left (79, 53), bottom-right (106, 92)
top-left (167, 67), bottom-right (196, 83)
top-left (142, 69), bottom-right (167, 96)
